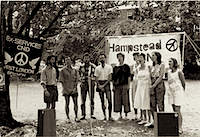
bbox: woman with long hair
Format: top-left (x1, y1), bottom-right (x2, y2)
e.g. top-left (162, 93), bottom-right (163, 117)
top-left (167, 58), bottom-right (185, 134)
top-left (147, 51), bottom-right (166, 127)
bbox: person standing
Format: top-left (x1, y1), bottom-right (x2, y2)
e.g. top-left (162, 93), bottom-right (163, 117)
top-left (131, 52), bottom-right (143, 121)
top-left (59, 55), bottom-right (80, 123)
top-left (41, 55), bottom-right (58, 109)
top-left (133, 53), bottom-right (151, 126)
top-left (94, 53), bottom-right (114, 121)
top-left (79, 53), bottom-right (96, 120)
top-left (167, 58), bottom-right (185, 134)
top-left (112, 53), bottom-right (131, 120)
top-left (148, 51), bottom-right (166, 127)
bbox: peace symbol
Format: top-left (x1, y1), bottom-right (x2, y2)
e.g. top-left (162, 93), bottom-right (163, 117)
top-left (0, 74), bottom-right (3, 83)
top-left (166, 39), bottom-right (178, 52)
top-left (14, 52), bottom-right (28, 66)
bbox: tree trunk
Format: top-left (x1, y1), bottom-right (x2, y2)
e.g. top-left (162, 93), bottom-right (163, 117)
top-left (0, 12), bottom-right (22, 129)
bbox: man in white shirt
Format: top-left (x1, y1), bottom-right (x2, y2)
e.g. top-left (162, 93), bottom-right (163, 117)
top-left (94, 53), bottom-right (114, 121)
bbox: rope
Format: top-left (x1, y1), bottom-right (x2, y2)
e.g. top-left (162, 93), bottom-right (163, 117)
top-left (185, 34), bottom-right (200, 57)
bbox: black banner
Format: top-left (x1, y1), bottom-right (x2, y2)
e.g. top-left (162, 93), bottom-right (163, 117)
top-left (4, 34), bottom-right (43, 77)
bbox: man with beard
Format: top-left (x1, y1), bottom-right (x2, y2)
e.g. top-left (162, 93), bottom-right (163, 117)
top-left (41, 55), bottom-right (58, 109)
top-left (79, 53), bottom-right (96, 120)
top-left (112, 53), bottom-right (131, 121)
top-left (94, 53), bottom-right (114, 121)
top-left (59, 55), bottom-right (80, 123)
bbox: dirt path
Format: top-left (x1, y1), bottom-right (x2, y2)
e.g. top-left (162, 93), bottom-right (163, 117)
top-left (3, 80), bottom-right (200, 136)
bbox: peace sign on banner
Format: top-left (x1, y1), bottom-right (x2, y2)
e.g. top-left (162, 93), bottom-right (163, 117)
top-left (4, 33), bottom-right (43, 77)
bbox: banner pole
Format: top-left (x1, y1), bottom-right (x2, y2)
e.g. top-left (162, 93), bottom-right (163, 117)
top-left (182, 32), bottom-right (186, 70)
top-left (16, 76), bottom-right (19, 109)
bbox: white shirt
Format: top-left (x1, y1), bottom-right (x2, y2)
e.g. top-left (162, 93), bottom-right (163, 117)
top-left (94, 63), bottom-right (113, 80)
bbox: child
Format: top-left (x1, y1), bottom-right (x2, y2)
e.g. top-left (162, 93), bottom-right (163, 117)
top-left (167, 58), bottom-right (185, 134)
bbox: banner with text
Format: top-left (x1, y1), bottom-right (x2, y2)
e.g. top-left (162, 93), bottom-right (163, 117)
top-left (105, 33), bottom-right (183, 70)
top-left (4, 34), bottom-right (43, 77)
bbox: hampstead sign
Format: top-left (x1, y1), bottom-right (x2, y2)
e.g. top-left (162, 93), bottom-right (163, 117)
top-left (4, 34), bottom-right (43, 77)
top-left (105, 32), bottom-right (183, 69)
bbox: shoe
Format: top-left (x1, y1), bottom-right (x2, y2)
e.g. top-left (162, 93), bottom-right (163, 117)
top-left (66, 119), bottom-right (71, 124)
top-left (91, 115), bottom-right (96, 119)
top-left (117, 117), bottom-right (123, 121)
top-left (144, 122), bottom-right (152, 127)
top-left (103, 116), bottom-right (106, 121)
top-left (136, 118), bottom-right (143, 122)
top-left (124, 117), bottom-right (129, 121)
top-left (179, 128), bottom-right (183, 134)
top-left (132, 117), bottom-right (137, 122)
top-left (147, 122), bottom-right (154, 128)
top-left (80, 117), bottom-right (86, 120)
top-left (75, 118), bottom-right (80, 122)
top-left (109, 117), bottom-right (114, 121)
top-left (138, 120), bottom-right (147, 125)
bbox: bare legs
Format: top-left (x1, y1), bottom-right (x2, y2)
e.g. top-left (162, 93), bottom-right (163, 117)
top-left (172, 105), bottom-right (183, 131)
top-left (46, 101), bottom-right (56, 109)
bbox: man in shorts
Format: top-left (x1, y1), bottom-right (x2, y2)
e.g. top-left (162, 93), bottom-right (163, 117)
top-left (95, 53), bottom-right (114, 121)
top-left (59, 55), bottom-right (80, 123)
top-left (41, 55), bottom-right (58, 109)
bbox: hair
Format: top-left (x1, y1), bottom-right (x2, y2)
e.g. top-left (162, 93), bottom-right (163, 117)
top-left (117, 52), bottom-right (125, 60)
top-left (170, 58), bottom-right (179, 69)
top-left (71, 55), bottom-right (76, 65)
top-left (83, 52), bottom-right (90, 59)
top-left (133, 52), bottom-right (139, 56)
top-left (152, 51), bottom-right (162, 66)
top-left (46, 55), bottom-right (56, 65)
top-left (98, 53), bottom-right (106, 58)
top-left (139, 53), bottom-right (146, 60)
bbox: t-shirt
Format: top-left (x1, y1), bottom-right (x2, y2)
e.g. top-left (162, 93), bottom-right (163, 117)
top-left (94, 63), bottom-right (112, 81)
top-left (113, 64), bottom-right (131, 85)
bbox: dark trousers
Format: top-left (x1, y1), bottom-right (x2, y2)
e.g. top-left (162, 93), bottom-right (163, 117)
top-left (97, 81), bottom-right (112, 118)
top-left (81, 81), bottom-right (95, 116)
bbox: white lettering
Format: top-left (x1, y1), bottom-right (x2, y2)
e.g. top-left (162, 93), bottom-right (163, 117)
top-left (6, 35), bottom-right (42, 49)
top-left (17, 45), bottom-right (30, 52)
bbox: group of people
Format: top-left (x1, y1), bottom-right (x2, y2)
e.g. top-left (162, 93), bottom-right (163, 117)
top-left (40, 51), bottom-right (185, 134)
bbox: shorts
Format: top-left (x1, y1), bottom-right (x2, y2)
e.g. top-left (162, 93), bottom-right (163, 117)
top-left (168, 90), bottom-right (185, 106)
top-left (114, 84), bottom-right (130, 113)
top-left (63, 93), bottom-right (78, 97)
top-left (96, 80), bottom-right (110, 92)
top-left (44, 85), bottom-right (58, 103)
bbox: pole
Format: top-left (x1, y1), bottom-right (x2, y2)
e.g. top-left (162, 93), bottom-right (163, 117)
top-left (88, 66), bottom-right (93, 136)
top-left (181, 32), bottom-right (186, 70)
top-left (16, 76), bottom-right (19, 109)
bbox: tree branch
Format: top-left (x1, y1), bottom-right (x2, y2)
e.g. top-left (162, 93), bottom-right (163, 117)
top-left (17, 2), bottom-right (42, 35)
top-left (38, 2), bottom-right (125, 38)
top-left (7, 8), bottom-right (13, 34)
top-left (38, 1), bottom-right (72, 38)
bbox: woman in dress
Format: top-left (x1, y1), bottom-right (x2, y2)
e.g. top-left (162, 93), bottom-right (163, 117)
top-left (147, 51), bottom-right (166, 127)
top-left (131, 52), bottom-right (143, 121)
top-left (134, 53), bottom-right (151, 126)
top-left (167, 58), bottom-right (185, 134)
